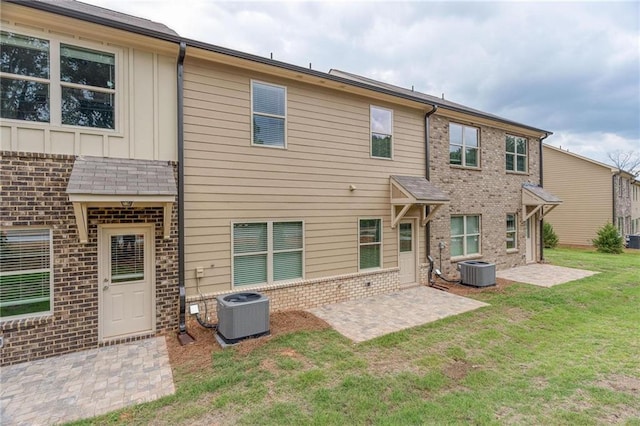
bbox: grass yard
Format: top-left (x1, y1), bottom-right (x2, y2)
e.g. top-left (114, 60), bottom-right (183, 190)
top-left (75, 248), bottom-right (639, 425)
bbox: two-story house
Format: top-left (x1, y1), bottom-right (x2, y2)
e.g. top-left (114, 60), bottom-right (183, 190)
top-left (543, 144), bottom-right (635, 246)
top-left (1, 0), bottom-right (181, 365)
top-left (632, 180), bottom-right (640, 236)
top-left (1, 0), bottom-right (560, 365)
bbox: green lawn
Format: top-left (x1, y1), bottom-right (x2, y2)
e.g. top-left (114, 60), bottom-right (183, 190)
top-left (75, 248), bottom-right (639, 425)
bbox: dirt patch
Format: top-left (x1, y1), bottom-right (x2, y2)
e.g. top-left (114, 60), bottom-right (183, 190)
top-left (593, 374), bottom-right (640, 395)
top-left (166, 310), bottom-right (331, 373)
top-left (442, 360), bottom-right (471, 380)
top-left (444, 277), bottom-right (517, 297)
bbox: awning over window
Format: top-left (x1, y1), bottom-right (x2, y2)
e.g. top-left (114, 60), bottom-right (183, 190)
top-left (522, 183), bottom-right (562, 221)
top-left (66, 156), bottom-right (177, 243)
top-left (390, 175), bottom-right (450, 228)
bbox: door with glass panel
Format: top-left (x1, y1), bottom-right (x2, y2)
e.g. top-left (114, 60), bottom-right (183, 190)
top-left (398, 220), bottom-right (416, 286)
top-left (99, 225), bottom-right (154, 340)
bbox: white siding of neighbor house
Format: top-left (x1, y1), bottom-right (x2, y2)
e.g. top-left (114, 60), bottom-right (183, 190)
top-left (0, 4), bottom-right (177, 162)
top-left (182, 58), bottom-right (427, 295)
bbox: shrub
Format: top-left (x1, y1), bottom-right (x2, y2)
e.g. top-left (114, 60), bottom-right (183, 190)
top-left (543, 222), bottom-right (559, 249)
top-left (592, 222), bottom-right (624, 254)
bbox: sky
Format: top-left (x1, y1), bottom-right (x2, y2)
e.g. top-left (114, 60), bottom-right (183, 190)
top-left (84, 0), bottom-right (640, 167)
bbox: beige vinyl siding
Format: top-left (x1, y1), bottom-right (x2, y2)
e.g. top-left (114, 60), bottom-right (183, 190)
top-left (183, 59), bottom-right (425, 295)
top-left (0, 5), bottom-right (177, 161)
top-left (543, 146), bottom-right (613, 245)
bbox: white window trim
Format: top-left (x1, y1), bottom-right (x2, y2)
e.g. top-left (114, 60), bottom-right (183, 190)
top-left (0, 227), bottom-right (53, 320)
top-left (358, 217), bottom-right (383, 271)
top-left (449, 122), bottom-right (480, 168)
top-left (230, 220), bottom-right (304, 288)
top-left (0, 26), bottom-right (121, 133)
top-left (506, 134), bottom-right (528, 173)
top-left (250, 80), bottom-right (287, 149)
top-left (506, 213), bottom-right (518, 252)
top-left (370, 105), bottom-right (393, 160)
top-left (450, 215), bottom-right (482, 259)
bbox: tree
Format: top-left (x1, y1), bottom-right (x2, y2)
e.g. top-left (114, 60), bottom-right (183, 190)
top-left (592, 222), bottom-right (624, 254)
top-left (543, 222), bottom-right (559, 249)
top-left (607, 150), bottom-right (640, 177)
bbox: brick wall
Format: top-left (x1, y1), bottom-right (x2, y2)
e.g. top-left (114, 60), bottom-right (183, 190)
top-left (427, 116), bottom-right (541, 276)
top-left (0, 152), bottom-right (178, 366)
top-left (186, 267), bottom-right (400, 320)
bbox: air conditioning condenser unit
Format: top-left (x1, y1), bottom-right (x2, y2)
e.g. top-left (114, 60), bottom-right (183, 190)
top-left (458, 261), bottom-right (496, 287)
top-left (217, 292), bottom-right (270, 344)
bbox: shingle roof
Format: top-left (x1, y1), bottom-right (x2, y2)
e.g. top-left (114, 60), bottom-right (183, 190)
top-left (67, 156), bottom-right (177, 196)
top-left (391, 175), bottom-right (450, 202)
top-left (8, 0), bottom-right (178, 38)
top-left (522, 183), bottom-right (562, 204)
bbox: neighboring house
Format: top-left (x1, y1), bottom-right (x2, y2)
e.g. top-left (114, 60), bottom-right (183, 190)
top-left (543, 144), bottom-right (635, 246)
top-left (1, 0), bottom-right (561, 365)
top-left (1, 0), bottom-right (181, 365)
top-left (631, 180), bottom-right (640, 235)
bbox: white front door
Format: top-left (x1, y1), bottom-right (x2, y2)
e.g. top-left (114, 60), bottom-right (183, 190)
top-left (398, 220), bottom-right (417, 286)
top-left (99, 225), bottom-right (155, 340)
top-left (525, 217), bottom-right (535, 263)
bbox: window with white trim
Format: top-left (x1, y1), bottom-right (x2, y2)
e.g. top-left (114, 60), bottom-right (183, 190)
top-left (0, 31), bottom-right (116, 129)
top-left (506, 214), bottom-right (517, 250)
top-left (451, 215), bottom-right (481, 257)
top-left (232, 221), bottom-right (302, 287)
top-left (0, 228), bottom-right (52, 319)
top-left (359, 218), bottom-right (382, 269)
top-left (370, 106), bottom-right (393, 159)
top-left (251, 81), bottom-right (286, 148)
top-left (506, 135), bottom-right (527, 172)
top-left (449, 123), bottom-right (479, 167)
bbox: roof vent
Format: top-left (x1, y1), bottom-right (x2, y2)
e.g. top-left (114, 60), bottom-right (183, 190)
top-left (216, 292), bottom-right (270, 344)
top-left (458, 261), bottom-right (496, 287)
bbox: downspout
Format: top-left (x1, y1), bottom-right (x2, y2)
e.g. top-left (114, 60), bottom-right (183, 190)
top-left (176, 41), bottom-right (194, 344)
top-left (424, 105), bottom-right (438, 262)
top-left (612, 174), bottom-right (617, 225)
top-left (538, 133), bottom-right (549, 261)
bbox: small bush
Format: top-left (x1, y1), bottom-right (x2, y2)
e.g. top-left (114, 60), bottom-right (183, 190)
top-left (592, 222), bottom-right (624, 254)
top-left (543, 222), bottom-right (559, 249)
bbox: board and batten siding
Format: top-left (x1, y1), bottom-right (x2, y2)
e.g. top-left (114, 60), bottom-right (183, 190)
top-left (0, 5), bottom-right (177, 162)
top-left (183, 59), bottom-right (426, 295)
top-left (543, 145), bottom-right (613, 246)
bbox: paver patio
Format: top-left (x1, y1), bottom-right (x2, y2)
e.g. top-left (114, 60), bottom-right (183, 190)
top-left (496, 263), bottom-right (598, 287)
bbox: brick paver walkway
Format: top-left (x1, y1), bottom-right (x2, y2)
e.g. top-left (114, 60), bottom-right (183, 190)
top-left (0, 337), bottom-right (174, 425)
top-left (496, 263), bottom-right (598, 287)
top-left (309, 286), bottom-right (489, 342)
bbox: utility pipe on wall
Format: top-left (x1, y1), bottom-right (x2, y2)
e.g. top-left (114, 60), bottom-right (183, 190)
top-left (539, 133), bottom-right (550, 261)
top-left (424, 105), bottom-right (438, 262)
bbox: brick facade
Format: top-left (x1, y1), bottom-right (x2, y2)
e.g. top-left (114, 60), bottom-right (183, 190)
top-left (427, 116), bottom-right (541, 276)
top-left (187, 268), bottom-right (400, 320)
top-left (0, 152), bottom-right (179, 366)
top-left (614, 174), bottom-right (633, 235)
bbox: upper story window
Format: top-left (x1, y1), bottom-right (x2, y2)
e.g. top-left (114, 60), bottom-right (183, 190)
top-left (0, 228), bottom-right (52, 319)
top-left (451, 215), bottom-right (481, 257)
top-left (251, 81), bottom-right (286, 148)
top-left (0, 31), bottom-right (115, 129)
top-left (449, 123), bottom-right (479, 167)
top-left (505, 135), bottom-right (527, 173)
top-left (370, 106), bottom-right (393, 159)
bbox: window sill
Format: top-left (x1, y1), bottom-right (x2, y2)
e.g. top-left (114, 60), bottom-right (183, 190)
top-left (450, 164), bottom-right (482, 171)
top-left (506, 170), bottom-right (529, 176)
top-left (251, 143), bottom-right (287, 150)
top-left (1, 313), bottom-right (54, 331)
top-left (451, 254), bottom-right (483, 263)
top-left (370, 156), bottom-right (393, 161)
top-left (506, 248), bottom-right (519, 254)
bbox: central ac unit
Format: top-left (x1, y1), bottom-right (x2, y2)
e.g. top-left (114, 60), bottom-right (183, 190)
top-left (216, 292), bottom-right (270, 344)
top-left (458, 261), bottom-right (496, 287)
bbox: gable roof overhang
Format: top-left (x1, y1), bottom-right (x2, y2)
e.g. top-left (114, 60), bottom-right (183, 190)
top-left (390, 176), bottom-right (450, 228)
top-left (66, 156), bottom-right (177, 243)
top-left (522, 183), bottom-right (562, 221)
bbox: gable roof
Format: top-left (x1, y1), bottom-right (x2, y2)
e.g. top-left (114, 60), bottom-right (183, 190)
top-left (390, 175), bottom-right (450, 203)
top-left (543, 144), bottom-right (635, 178)
top-left (522, 183), bottom-right (562, 204)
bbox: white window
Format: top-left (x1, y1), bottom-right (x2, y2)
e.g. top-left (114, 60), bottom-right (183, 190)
top-left (370, 106), bottom-right (393, 159)
top-left (449, 123), bottom-right (479, 167)
top-left (359, 218), bottom-right (382, 269)
top-left (0, 228), bottom-right (52, 319)
top-left (232, 221), bottom-right (303, 287)
top-left (0, 31), bottom-right (116, 129)
top-left (251, 81), bottom-right (286, 148)
top-left (506, 214), bottom-right (517, 250)
top-left (451, 215), bottom-right (481, 257)
top-left (506, 135), bottom-right (527, 173)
